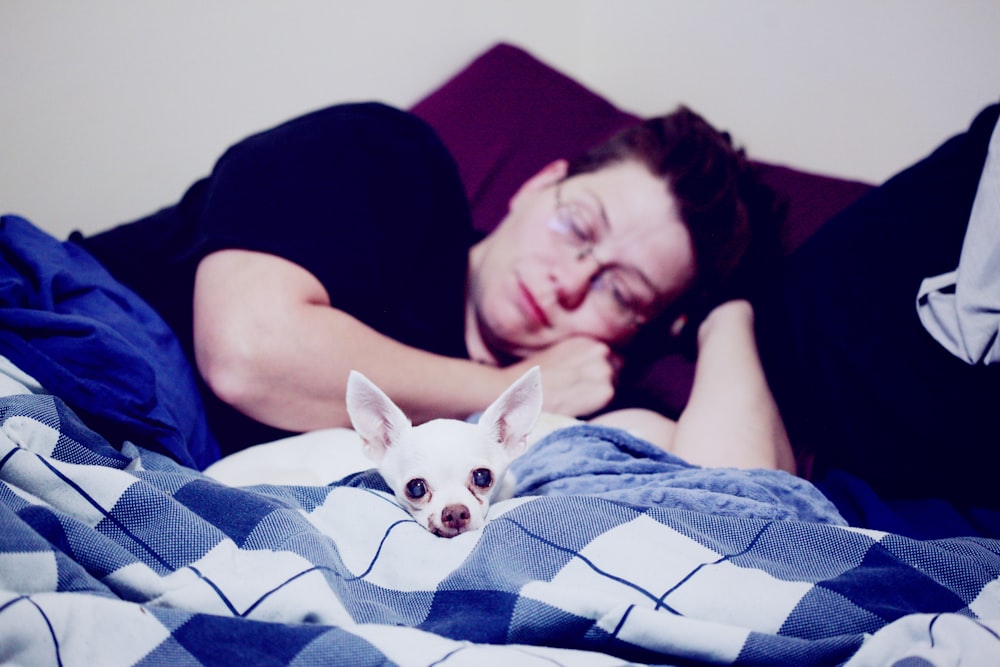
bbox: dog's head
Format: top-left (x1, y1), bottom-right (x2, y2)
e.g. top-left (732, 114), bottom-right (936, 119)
top-left (345, 367), bottom-right (541, 537)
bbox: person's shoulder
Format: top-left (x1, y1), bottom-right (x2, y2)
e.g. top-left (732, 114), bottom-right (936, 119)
top-left (216, 102), bottom-right (444, 171)
top-left (254, 102), bottom-right (434, 145)
top-left (287, 101), bottom-right (413, 126)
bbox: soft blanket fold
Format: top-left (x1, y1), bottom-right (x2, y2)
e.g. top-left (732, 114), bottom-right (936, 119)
top-left (512, 424), bottom-right (846, 525)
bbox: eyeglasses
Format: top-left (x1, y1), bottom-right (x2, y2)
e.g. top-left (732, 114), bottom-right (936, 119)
top-left (546, 182), bottom-right (656, 328)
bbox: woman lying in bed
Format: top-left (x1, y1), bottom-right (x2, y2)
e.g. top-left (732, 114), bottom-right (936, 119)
top-left (72, 97), bottom-right (1000, 526)
top-left (74, 103), bottom-right (779, 459)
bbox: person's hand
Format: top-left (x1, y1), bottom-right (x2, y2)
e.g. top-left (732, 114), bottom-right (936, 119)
top-left (508, 337), bottom-right (620, 417)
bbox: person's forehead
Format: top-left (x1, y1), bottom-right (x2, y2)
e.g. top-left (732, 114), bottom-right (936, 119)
top-left (571, 161), bottom-right (673, 229)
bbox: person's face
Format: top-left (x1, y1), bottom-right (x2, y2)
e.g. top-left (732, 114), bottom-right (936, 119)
top-left (467, 158), bottom-right (696, 361)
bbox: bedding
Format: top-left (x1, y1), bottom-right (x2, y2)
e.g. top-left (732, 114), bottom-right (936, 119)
top-left (509, 425), bottom-right (844, 525)
top-left (0, 215), bottom-right (219, 470)
top-left (3, 373), bottom-right (1000, 666)
top-left (3, 41), bottom-right (1000, 665)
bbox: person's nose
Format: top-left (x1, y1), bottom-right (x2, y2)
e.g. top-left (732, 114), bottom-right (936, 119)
top-left (551, 252), bottom-right (599, 310)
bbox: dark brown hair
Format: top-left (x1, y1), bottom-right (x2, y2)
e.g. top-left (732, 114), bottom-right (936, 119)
top-left (566, 106), bottom-right (782, 330)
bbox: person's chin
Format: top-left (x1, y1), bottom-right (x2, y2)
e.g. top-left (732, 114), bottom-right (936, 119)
top-left (483, 322), bottom-right (549, 364)
top-left (500, 328), bottom-right (553, 361)
top-left (481, 294), bottom-right (551, 356)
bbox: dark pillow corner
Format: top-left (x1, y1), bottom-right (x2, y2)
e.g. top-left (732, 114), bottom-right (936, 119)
top-left (412, 42), bottom-right (640, 234)
top-left (756, 162), bottom-right (873, 254)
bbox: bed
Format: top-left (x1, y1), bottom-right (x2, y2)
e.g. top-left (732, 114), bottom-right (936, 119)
top-left (3, 43), bottom-right (999, 666)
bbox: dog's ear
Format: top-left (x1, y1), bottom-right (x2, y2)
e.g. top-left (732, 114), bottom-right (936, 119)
top-left (479, 366), bottom-right (542, 459)
top-left (345, 371), bottom-right (411, 463)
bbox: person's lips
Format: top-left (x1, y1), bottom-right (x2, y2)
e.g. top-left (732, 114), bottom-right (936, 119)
top-left (516, 281), bottom-right (551, 328)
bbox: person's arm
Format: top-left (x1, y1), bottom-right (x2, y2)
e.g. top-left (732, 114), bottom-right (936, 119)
top-left (589, 301), bottom-right (795, 473)
top-left (660, 300), bottom-right (795, 472)
top-left (193, 249), bottom-right (620, 432)
top-left (193, 249), bottom-right (519, 431)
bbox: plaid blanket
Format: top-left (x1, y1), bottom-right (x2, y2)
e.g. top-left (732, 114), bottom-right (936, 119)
top-left (3, 368), bottom-right (1000, 666)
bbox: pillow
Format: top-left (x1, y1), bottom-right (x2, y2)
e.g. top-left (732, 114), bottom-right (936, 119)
top-left (412, 42), bottom-right (872, 417)
top-left (755, 163), bottom-right (873, 254)
top-left (412, 43), bottom-right (641, 236)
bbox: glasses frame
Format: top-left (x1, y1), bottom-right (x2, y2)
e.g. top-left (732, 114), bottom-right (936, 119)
top-left (549, 181), bottom-right (651, 330)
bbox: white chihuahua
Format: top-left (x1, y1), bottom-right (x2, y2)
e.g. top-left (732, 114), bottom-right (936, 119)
top-left (345, 367), bottom-right (542, 538)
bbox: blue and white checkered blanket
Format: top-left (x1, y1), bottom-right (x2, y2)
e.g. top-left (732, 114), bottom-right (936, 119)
top-left (4, 378), bottom-right (1000, 666)
top-left (2, 215), bottom-right (1000, 665)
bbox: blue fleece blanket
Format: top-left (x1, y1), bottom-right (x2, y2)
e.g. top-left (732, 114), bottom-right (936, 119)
top-left (513, 424), bottom-right (845, 525)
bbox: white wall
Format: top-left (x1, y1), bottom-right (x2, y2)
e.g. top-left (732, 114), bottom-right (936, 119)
top-left (2, 0), bottom-right (998, 239)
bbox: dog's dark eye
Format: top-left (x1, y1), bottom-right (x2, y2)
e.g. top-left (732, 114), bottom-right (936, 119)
top-left (405, 478), bottom-right (427, 500)
top-left (472, 468), bottom-right (493, 489)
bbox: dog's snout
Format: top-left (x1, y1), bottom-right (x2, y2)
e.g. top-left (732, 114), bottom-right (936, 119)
top-left (441, 504), bottom-right (471, 531)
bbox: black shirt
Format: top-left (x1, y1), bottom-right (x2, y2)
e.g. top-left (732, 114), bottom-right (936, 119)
top-left (77, 103), bottom-right (475, 455)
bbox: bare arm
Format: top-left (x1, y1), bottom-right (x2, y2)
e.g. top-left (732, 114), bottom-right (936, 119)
top-left (193, 249), bottom-right (517, 431)
top-left (590, 301), bottom-right (795, 474)
top-left (672, 300), bottom-right (795, 472)
top-left (193, 249), bottom-right (619, 433)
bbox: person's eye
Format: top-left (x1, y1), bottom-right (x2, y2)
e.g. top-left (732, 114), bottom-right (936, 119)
top-left (598, 273), bottom-right (634, 307)
top-left (612, 284), bottom-right (639, 312)
top-left (562, 206), bottom-right (597, 243)
top-left (596, 272), bottom-right (649, 318)
top-left (549, 211), bottom-right (580, 241)
top-left (568, 218), bottom-right (591, 243)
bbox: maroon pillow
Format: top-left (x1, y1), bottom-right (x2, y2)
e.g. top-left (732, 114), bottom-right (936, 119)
top-left (757, 163), bottom-right (873, 254)
top-left (411, 42), bottom-right (872, 416)
top-left (411, 43), bottom-right (640, 235)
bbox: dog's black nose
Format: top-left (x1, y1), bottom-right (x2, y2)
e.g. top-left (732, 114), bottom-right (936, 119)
top-left (441, 504), bottom-right (470, 530)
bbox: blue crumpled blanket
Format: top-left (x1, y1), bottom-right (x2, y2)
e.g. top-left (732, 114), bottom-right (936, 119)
top-left (0, 214), bottom-right (219, 468)
top-left (511, 423), bottom-right (846, 525)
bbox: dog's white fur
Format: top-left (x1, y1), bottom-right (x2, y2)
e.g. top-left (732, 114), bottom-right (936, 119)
top-left (345, 367), bottom-right (542, 538)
